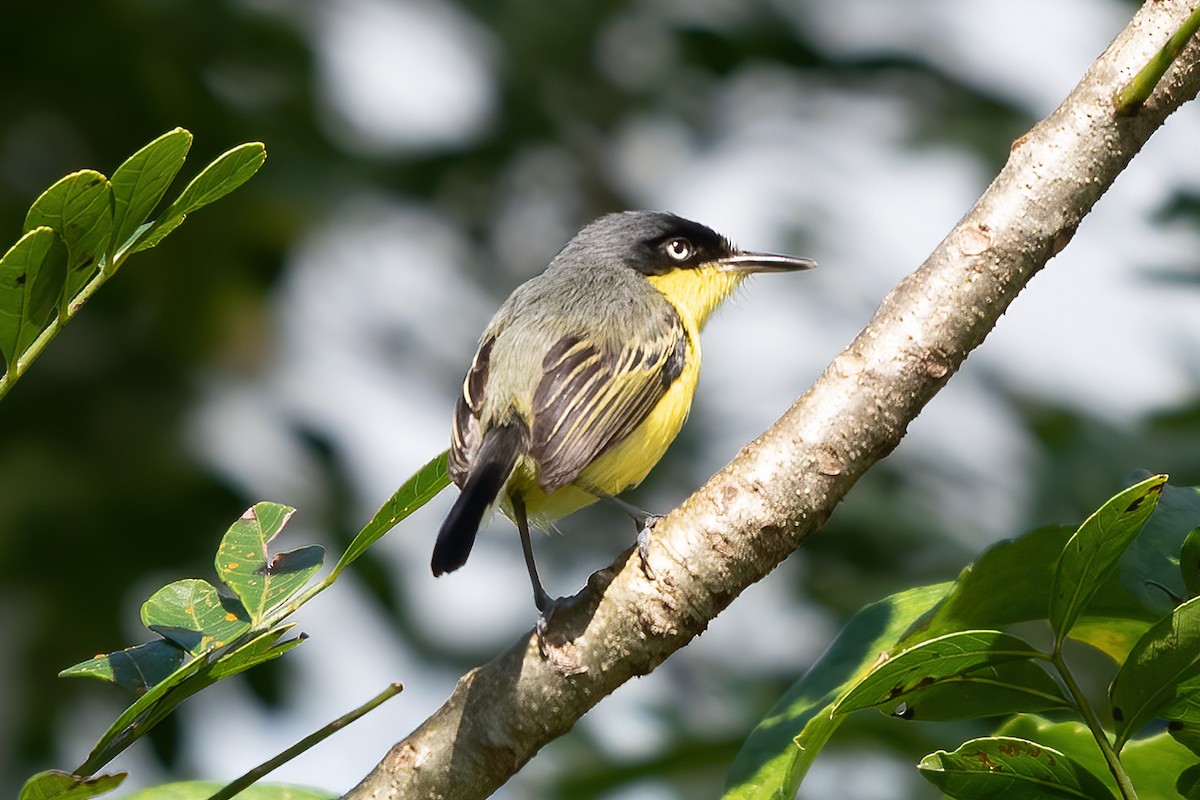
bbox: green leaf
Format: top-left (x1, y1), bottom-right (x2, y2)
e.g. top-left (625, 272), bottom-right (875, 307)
top-left (1120, 482), bottom-right (1200, 612)
top-left (722, 583), bottom-right (950, 800)
top-left (1063, 615), bottom-right (1155, 666)
top-left (110, 128), bottom-right (193, 258)
top-left (1180, 765), bottom-right (1200, 800)
top-left (20, 771), bottom-right (126, 800)
top-left (74, 645), bottom-right (210, 774)
top-left (331, 450), bottom-right (451, 579)
top-left (24, 169), bottom-right (114, 299)
top-left (140, 579), bottom-right (251, 655)
top-left (0, 227), bottom-right (67, 368)
top-left (1049, 474), bottom-right (1166, 645)
top-left (132, 142), bottom-right (265, 254)
top-left (910, 523), bottom-right (1155, 663)
top-left (1169, 720), bottom-right (1200, 757)
top-left (1001, 714), bottom-right (1197, 799)
top-left (833, 630), bottom-right (1046, 715)
top-left (73, 626), bottom-right (304, 776)
top-left (122, 782), bottom-right (335, 800)
top-left (887, 659), bottom-right (1070, 721)
top-left (1109, 594), bottom-right (1200, 747)
top-left (914, 526), bottom-right (1073, 639)
top-left (59, 639), bottom-right (185, 692)
top-left (918, 736), bottom-right (1115, 799)
top-left (206, 625), bottom-right (304, 681)
top-left (215, 502), bottom-right (322, 625)
top-left (1182, 526), bottom-right (1200, 599)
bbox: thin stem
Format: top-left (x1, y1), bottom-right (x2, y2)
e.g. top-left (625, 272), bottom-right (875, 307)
top-left (0, 253), bottom-right (122, 401)
top-left (1114, 4), bottom-right (1200, 114)
top-left (205, 682), bottom-right (403, 800)
top-left (1050, 648), bottom-right (1138, 800)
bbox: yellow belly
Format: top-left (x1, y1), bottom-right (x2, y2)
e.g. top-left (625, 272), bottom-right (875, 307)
top-left (500, 264), bottom-right (738, 529)
top-left (502, 342), bottom-right (699, 528)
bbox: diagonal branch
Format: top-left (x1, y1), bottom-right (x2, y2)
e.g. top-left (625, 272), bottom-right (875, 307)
top-left (346, 3), bottom-right (1200, 798)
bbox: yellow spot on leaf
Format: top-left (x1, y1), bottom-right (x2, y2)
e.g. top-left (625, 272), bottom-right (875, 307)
top-left (227, 562), bottom-right (239, 569)
top-left (225, 612), bottom-right (238, 621)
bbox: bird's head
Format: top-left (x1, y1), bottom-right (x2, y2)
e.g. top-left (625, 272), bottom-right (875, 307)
top-left (555, 211), bottom-right (816, 329)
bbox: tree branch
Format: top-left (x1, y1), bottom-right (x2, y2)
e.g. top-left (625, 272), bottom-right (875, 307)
top-left (346, 3), bottom-right (1200, 797)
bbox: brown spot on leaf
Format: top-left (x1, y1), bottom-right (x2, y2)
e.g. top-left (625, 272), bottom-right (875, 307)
top-left (1126, 496), bottom-right (1145, 512)
top-left (1112, 706), bottom-right (1124, 722)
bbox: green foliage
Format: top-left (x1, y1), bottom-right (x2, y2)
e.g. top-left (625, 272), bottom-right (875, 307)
top-left (58, 501), bottom-right (314, 777)
top-left (0, 129), bottom-right (265, 399)
top-left (20, 772), bottom-right (125, 800)
top-left (1109, 596), bottom-right (1200, 747)
top-left (832, 631), bottom-right (1049, 715)
top-left (0, 228), bottom-right (67, 365)
top-left (122, 782), bottom-right (335, 800)
top-left (330, 449), bottom-right (450, 579)
top-left (918, 736), bottom-right (1116, 799)
top-left (31, 453), bottom-right (450, 800)
top-left (1049, 475), bottom-right (1166, 647)
top-left (726, 473), bottom-right (1200, 800)
top-left (722, 584), bottom-right (950, 799)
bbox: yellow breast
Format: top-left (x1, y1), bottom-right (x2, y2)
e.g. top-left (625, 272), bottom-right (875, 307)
top-left (507, 264), bottom-right (745, 528)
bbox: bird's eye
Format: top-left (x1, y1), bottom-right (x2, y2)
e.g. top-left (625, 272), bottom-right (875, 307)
top-left (664, 238), bottom-right (692, 261)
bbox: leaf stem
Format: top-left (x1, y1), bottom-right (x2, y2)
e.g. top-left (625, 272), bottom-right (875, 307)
top-left (0, 250), bottom-right (124, 401)
top-left (1114, 5), bottom-right (1200, 114)
top-left (1050, 648), bottom-right (1138, 800)
top-left (204, 681), bottom-right (403, 800)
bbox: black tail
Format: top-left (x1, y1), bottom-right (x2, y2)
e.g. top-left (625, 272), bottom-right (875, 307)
top-left (432, 422), bottom-right (526, 576)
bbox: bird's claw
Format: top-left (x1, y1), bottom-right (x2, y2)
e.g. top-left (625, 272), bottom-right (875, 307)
top-left (636, 515), bottom-right (663, 581)
top-left (535, 592), bottom-right (583, 657)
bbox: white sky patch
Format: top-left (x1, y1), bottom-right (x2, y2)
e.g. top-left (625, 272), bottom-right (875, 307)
top-left (310, 0), bottom-right (496, 154)
top-left (783, 0), bottom-right (1131, 113)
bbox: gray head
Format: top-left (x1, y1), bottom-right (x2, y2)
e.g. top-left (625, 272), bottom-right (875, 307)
top-left (549, 211), bottom-right (816, 276)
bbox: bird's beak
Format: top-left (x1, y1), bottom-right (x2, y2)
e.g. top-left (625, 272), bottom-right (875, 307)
top-left (717, 251), bottom-right (817, 273)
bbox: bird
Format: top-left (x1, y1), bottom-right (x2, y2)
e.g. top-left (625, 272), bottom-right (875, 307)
top-left (431, 210), bottom-right (815, 615)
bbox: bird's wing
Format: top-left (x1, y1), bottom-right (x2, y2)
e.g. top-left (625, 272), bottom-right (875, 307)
top-left (531, 312), bottom-right (688, 492)
top-left (449, 333), bottom-right (495, 487)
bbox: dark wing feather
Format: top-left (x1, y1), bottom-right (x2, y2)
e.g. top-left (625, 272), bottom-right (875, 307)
top-left (531, 311), bottom-right (688, 492)
top-left (449, 334), bottom-right (495, 487)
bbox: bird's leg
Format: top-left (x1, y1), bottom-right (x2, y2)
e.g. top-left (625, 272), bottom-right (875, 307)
top-left (512, 493), bottom-right (553, 614)
top-left (513, 494), bottom-right (584, 651)
top-left (593, 492), bottom-right (662, 580)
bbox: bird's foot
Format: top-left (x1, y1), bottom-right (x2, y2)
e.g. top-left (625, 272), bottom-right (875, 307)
top-left (636, 514), bottom-right (663, 581)
top-left (534, 592), bottom-right (587, 671)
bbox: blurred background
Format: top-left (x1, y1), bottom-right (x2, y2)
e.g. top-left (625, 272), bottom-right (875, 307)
top-left (2, 0), bottom-right (1199, 798)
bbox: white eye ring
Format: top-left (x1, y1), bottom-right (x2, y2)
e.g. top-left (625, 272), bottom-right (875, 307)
top-left (664, 238), bottom-right (692, 261)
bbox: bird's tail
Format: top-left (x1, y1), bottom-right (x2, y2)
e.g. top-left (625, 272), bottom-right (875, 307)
top-left (432, 421), bottom-right (526, 576)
